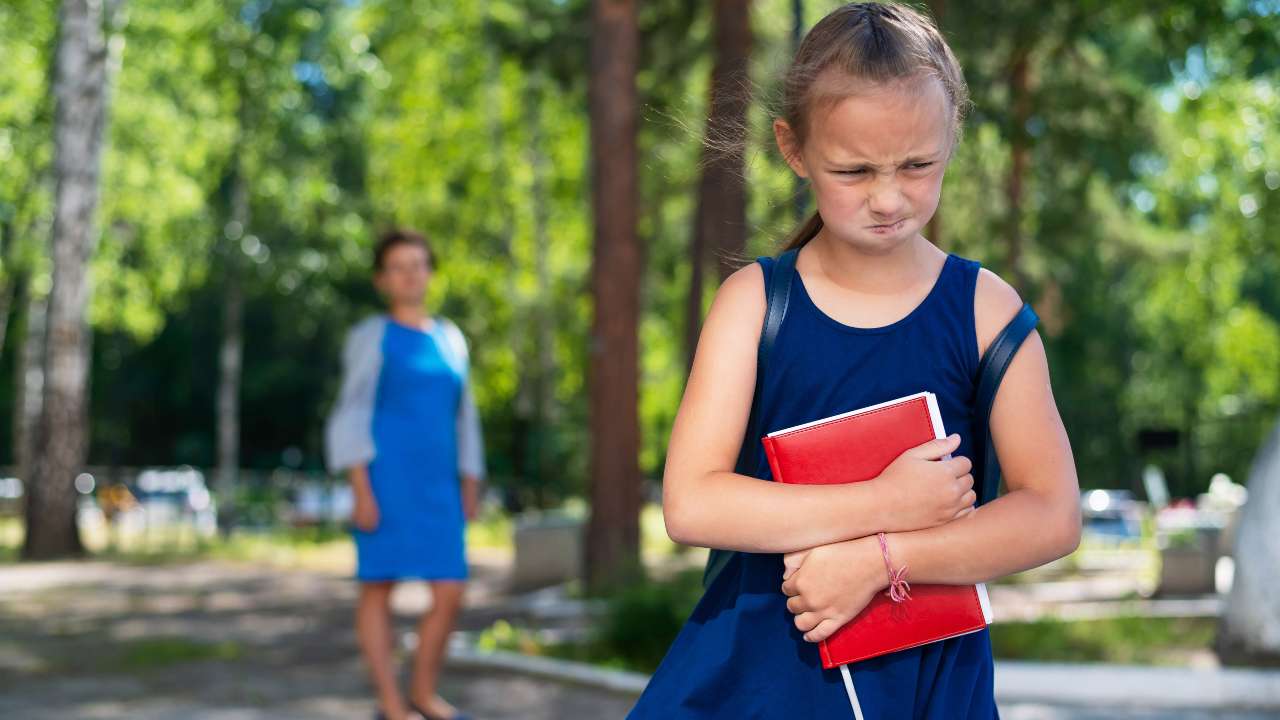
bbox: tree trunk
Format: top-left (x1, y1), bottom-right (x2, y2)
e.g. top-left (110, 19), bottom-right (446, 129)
top-left (585, 0), bottom-right (642, 592)
top-left (24, 0), bottom-right (122, 559)
top-left (14, 288), bottom-right (46, 486)
top-left (1217, 418), bottom-right (1280, 665)
top-left (0, 221), bottom-right (16, 355)
top-left (217, 164), bottom-right (247, 513)
top-left (686, 0), bottom-right (752, 368)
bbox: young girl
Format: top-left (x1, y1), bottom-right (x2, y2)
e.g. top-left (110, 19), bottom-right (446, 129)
top-left (630, 4), bottom-right (1080, 718)
top-left (326, 229), bottom-right (483, 720)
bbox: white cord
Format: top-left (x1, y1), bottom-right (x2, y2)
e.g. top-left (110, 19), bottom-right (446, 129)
top-left (840, 664), bottom-right (865, 720)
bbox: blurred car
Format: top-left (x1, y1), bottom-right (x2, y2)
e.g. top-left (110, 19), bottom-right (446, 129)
top-left (1080, 488), bottom-right (1144, 542)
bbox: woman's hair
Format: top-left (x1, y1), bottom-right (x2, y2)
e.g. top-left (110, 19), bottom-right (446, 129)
top-left (780, 2), bottom-right (969, 251)
top-left (373, 228), bottom-right (434, 272)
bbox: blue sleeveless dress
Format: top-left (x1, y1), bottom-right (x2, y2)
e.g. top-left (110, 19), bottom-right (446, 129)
top-left (629, 253), bottom-right (999, 719)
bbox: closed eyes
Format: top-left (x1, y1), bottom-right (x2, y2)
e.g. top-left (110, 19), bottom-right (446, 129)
top-left (833, 162), bottom-right (935, 176)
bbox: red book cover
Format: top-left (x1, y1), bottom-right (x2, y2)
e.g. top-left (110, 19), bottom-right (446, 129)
top-left (762, 392), bottom-right (993, 670)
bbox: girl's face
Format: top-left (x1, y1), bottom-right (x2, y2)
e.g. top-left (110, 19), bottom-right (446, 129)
top-left (777, 75), bottom-right (952, 255)
top-left (374, 243), bottom-right (431, 307)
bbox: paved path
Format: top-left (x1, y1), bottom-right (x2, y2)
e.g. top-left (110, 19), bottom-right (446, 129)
top-left (0, 560), bottom-right (1271, 719)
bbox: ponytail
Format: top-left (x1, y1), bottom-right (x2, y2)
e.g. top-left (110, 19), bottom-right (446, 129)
top-left (782, 211), bottom-right (823, 252)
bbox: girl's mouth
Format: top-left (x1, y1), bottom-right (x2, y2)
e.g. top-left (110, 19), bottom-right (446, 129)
top-left (868, 219), bottom-right (906, 235)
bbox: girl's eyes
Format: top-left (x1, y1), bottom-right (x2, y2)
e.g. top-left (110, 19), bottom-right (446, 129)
top-left (834, 162), bottom-right (934, 176)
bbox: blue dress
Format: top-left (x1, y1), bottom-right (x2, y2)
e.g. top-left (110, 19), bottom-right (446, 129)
top-left (325, 315), bottom-right (486, 582)
top-left (628, 253), bottom-right (999, 719)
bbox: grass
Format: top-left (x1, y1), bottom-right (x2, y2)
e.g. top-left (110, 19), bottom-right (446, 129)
top-left (478, 566), bottom-right (1220, 675)
top-left (0, 507), bottom-right (518, 573)
top-left (114, 637), bottom-right (243, 671)
top-left (990, 615), bottom-right (1217, 665)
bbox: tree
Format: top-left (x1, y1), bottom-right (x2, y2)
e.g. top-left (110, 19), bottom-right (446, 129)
top-left (585, 0), bottom-right (642, 591)
top-left (24, 0), bottom-right (125, 559)
top-left (685, 0), bottom-right (752, 367)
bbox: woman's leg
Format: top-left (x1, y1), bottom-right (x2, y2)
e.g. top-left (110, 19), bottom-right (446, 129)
top-left (409, 580), bottom-right (466, 717)
top-left (357, 580), bottom-right (409, 719)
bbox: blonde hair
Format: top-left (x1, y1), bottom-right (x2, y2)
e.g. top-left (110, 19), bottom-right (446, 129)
top-left (780, 2), bottom-right (969, 251)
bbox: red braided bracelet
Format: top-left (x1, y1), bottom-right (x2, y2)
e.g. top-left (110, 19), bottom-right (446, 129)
top-left (877, 532), bottom-right (911, 603)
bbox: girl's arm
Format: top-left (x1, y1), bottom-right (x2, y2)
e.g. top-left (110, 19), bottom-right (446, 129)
top-left (781, 271), bottom-right (1081, 642)
top-left (885, 270), bottom-right (1082, 580)
top-left (663, 263), bottom-right (978, 554)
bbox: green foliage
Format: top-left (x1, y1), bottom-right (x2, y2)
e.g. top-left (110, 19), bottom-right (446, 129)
top-left (0, 1), bottom-right (1278, 508)
top-left (476, 567), bottom-right (705, 673)
top-left (592, 568), bottom-right (706, 672)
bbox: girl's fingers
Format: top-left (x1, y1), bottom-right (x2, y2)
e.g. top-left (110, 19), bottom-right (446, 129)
top-left (782, 550), bottom-right (809, 577)
top-left (946, 455), bottom-right (973, 477)
top-left (781, 574), bottom-right (799, 597)
top-left (803, 617), bottom-right (844, 644)
top-left (786, 595), bottom-right (810, 615)
top-left (793, 611), bottom-right (821, 633)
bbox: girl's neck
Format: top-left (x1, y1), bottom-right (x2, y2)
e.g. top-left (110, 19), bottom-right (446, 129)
top-left (388, 304), bottom-right (431, 330)
top-left (805, 232), bottom-right (942, 295)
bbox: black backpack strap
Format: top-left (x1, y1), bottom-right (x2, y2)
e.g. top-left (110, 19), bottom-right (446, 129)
top-left (702, 249), bottom-right (799, 589)
top-left (973, 302), bottom-right (1039, 507)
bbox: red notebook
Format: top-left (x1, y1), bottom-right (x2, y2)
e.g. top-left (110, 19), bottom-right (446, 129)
top-left (762, 391), bottom-right (993, 669)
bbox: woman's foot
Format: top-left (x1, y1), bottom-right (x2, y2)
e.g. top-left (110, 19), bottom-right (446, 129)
top-left (409, 695), bottom-right (469, 720)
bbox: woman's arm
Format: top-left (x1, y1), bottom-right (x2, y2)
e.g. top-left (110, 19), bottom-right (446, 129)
top-left (664, 263), bottom-right (977, 554)
top-left (781, 271), bottom-right (1081, 641)
top-left (324, 318), bottom-right (384, 474)
top-left (442, 318), bottom-right (485, 522)
top-left (457, 377), bottom-right (484, 521)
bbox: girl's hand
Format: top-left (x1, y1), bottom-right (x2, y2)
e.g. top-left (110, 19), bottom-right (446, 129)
top-left (352, 489), bottom-right (380, 532)
top-left (781, 536), bottom-right (888, 643)
top-left (872, 434), bottom-right (976, 532)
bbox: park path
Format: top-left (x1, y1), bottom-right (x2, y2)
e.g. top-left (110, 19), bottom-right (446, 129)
top-left (0, 559), bottom-right (1272, 720)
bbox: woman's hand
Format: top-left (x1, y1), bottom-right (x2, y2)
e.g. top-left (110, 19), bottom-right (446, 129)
top-left (352, 488), bottom-right (380, 531)
top-left (461, 475), bottom-right (480, 522)
top-left (871, 434), bottom-right (976, 532)
top-left (781, 535), bottom-right (888, 643)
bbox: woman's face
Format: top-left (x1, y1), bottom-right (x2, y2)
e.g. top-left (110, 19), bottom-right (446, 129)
top-left (374, 243), bottom-right (431, 307)
top-left (777, 74), bottom-right (952, 256)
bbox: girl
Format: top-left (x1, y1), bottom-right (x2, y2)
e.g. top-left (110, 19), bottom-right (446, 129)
top-left (326, 229), bottom-right (483, 720)
top-left (630, 3), bottom-right (1080, 718)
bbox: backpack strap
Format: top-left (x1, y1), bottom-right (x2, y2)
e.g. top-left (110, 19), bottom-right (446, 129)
top-left (702, 249), bottom-right (799, 589)
top-left (973, 302), bottom-right (1039, 507)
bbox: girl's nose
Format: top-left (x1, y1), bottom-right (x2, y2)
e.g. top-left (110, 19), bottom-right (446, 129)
top-left (867, 178), bottom-right (906, 219)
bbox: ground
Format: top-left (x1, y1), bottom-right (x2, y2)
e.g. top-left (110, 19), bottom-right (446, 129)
top-left (0, 558), bottom-right (1273, 719)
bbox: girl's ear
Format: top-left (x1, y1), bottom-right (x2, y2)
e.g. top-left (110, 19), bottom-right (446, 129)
top-left (773, 119), bottom-right (809, 179)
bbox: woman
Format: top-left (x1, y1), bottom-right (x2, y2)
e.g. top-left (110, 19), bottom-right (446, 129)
top-left (326, 228), bottom-right (483, 720)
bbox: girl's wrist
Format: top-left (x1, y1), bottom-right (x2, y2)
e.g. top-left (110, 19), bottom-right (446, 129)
top-left (857, 534), bottom-right (892, 592)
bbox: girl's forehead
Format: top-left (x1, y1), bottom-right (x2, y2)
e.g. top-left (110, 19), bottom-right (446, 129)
top-left (806, 75), bottom-right (952, 162)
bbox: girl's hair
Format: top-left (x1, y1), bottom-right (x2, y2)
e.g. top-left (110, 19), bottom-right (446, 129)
top-left (780, 2), bottom-right (969, 251)
top-left (374, 228), bottom-right (434, 272)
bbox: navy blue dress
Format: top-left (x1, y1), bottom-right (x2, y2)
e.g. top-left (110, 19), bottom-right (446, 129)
top-left (629, 253), bottom-right (999, 719)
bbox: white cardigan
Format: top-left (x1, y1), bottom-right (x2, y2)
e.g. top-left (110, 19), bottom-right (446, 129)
top-left (324, 315), bottom-right (486, 479)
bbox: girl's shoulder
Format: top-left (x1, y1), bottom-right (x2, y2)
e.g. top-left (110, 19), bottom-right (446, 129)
top-left (971, 263), bottom-right (1027, 358)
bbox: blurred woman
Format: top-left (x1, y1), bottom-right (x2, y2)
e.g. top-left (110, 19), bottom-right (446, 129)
top-left (326, 228), bottom-right (483, 720)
